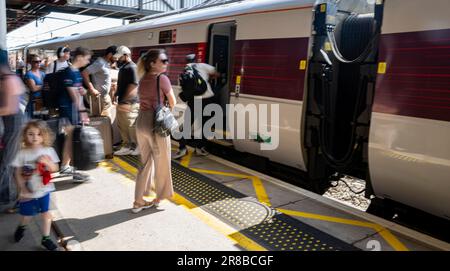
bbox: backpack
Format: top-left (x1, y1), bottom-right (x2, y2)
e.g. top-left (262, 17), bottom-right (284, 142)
top-left (179, 64), bottom-right (207, 102)
top-left (42, 62), bottom-right (68, 109)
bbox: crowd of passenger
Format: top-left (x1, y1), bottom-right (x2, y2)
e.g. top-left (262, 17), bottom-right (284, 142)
top-left (1, 45), bottom-right (219, 250)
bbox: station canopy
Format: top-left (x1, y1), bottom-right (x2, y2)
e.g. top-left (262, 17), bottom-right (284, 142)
top-left (6, 0), bottom-right (244, 33)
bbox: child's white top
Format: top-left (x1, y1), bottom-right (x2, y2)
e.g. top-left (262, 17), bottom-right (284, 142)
top-left (11, 147), bottom-right (60, 199)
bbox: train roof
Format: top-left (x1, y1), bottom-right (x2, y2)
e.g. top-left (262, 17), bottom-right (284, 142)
top-left (27, 0), bottom-right (314, 49)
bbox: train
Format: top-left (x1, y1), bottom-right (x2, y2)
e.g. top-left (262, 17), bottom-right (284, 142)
top-left (10, 0), bottom-right (450, 221)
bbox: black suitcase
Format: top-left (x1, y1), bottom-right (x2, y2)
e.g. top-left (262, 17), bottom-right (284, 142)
top-left (72, 125), bottom-right (104, 170)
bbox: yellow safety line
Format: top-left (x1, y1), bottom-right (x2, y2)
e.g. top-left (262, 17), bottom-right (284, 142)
top-left (107, 157), bottom-right (266, 251)
top-left (373, 225), bottom-right (410, 251)
top-left (180, 150), bottom-right (193, 168)
top-left (113, 157), bottom-right (138, 175)
top-left (172, 194), bottom-right (267, 251)
top-left (191, 168), bottom-right (272, 206)
top-left (278, 208), bottom-right (409, 251)
top-left (250, 177), bottom-right (271, 207)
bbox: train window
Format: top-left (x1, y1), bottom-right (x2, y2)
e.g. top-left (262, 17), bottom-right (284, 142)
top-left (159, 30), bottom-right (173, 44)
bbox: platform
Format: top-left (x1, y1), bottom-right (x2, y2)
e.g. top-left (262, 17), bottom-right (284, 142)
top-left (1, 145), bottom-right (448, 251)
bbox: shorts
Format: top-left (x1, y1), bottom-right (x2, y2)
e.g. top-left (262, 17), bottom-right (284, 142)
top-left (19, 193), bottom-right (50, 216)
top-left (59, 104), bottom-right (79, 125)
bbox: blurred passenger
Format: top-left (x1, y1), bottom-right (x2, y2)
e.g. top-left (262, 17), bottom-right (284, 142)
top-left (45, 47), bottom-right (71, 74)
top-left (132, 49), bottom-right (176, 213)
top-left (82, 46), bottom-right (117, 118)
top-left (113, 46), bottom-right (140, 156)
top-left (109, 60), bottom-right (119, 103)
top-left (11, 120), bottom-right (59, 251)
top-left (16, 57), bottom-right (25, 78)
top-left (40, 56), bottom-right (52, 73)
top-left (173, 54), bottom-right (219, 159)
top-left (58, 47), bottom-right (92, 183)
top-left (24, 55), bottom-right (45, 119)
top-left (0, 52), bottom-right (26, 209)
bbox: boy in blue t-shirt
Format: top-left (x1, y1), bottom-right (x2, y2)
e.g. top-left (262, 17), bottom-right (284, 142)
top-left (58, 47), bottom-right (92, 183)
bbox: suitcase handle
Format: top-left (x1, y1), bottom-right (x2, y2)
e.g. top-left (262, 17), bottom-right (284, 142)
top-left (88, 94), bottom-right (102, 117)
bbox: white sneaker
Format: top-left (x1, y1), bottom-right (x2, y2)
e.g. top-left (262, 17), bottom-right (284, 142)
top-left (195, 147), bottom-right (209, 156)
top-left (130, 148), bottom-right (140, 156)
top-left (59, 165), bottom-right (74, 175)
top-left (114, 147), bottom-right (132, 156)
top-left (173, 148), bottom-right (187, 160)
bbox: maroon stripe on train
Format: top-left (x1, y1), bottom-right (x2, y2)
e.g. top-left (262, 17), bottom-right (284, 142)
top-left (232, 38), bottom-right (309, 101)
top-left (374, 29), bottom-right (450, 122)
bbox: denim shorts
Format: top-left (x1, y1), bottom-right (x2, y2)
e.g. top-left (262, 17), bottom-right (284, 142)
top-left (59, 105), bottom-right (79, 125)
top-left (19, 193), bottom-right (50, 216)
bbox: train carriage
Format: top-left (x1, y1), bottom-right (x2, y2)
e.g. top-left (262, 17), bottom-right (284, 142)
top-left (23, 0), bottom-right (450, 221)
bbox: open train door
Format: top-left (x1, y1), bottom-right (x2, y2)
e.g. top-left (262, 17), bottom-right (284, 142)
top-left (304, 0), bottom-right (384, 190)
top-left (206, 21), bottom-right (236, 146)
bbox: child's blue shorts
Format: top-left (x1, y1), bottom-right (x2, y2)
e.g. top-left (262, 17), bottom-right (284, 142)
top-left (19, 193), bottom-right (50, 216)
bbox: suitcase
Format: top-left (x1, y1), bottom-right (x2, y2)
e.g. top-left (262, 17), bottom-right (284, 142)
top-left (72, 125), bottom-right (104, 171)
top-left (89, 96), bottom-right (113, 158)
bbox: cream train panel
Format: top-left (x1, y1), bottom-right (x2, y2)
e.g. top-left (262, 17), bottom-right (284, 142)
top-left (32, 8), bottom-right (308, 52)
top-left (382, 0), bottom-right (450, 34)
top-left (236, 8), bottom-right (313, 40)
top-left (369, 113), bottom-right (450, 219)
top-left (230, 95), bottom-right (306, 171)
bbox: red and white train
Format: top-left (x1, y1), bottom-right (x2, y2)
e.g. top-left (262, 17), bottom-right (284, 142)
top-left (17, 0), bottom-right (449, 221)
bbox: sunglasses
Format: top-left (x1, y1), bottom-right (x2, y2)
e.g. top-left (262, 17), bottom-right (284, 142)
top-left (160, 59), bottom-right (169, 64)
top-left (32, 60), bottom-right (41, 63)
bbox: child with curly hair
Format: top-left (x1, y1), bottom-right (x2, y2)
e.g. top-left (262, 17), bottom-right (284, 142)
top-left (11, 120), bottom-right (60, 251)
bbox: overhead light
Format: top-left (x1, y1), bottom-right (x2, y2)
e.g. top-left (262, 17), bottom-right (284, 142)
top-left (23, 3), bottom-right (31, 9)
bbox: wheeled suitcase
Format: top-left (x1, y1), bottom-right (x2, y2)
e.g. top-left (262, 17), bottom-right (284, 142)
top-left (89, 116), bottom-right (113, 158)
top-left (89, 96), bottom-right (113, 158)
top-left (72, 125), bottom-right (104, 171)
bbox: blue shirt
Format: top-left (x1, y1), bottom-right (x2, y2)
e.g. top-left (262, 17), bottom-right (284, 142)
top-left (24, 70), bottom-right (45, 98)
top-left (59, 67), bottom-right (83, 107)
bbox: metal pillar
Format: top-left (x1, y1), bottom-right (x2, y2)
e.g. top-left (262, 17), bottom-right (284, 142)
top-left (0, 0), bottom-right (7, 65)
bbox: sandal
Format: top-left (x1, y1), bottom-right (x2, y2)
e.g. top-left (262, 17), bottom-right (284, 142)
top-left (131, 201), bottom-right (154, 214)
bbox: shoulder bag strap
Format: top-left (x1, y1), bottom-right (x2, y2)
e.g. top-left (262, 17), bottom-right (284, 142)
top-left (53, 60), bottom-right (57, 73)
top-left (156, 73), bottom-right (161, 106)
top-left (156, 73), bottom-right (168, 106)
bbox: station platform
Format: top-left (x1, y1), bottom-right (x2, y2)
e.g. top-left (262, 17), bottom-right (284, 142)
top-left (1, 144), bottom-right (449, 251)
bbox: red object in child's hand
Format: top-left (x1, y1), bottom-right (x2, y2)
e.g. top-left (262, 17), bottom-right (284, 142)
top-left (37, 162), bottom-right (52, 185)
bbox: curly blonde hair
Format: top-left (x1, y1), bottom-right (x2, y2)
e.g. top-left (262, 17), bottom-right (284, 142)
top-left (22, 120), bottom-right (55, 148)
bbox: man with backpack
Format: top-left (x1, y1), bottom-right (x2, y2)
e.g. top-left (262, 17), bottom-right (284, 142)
top-left (173, 54), bottom-right (219, 159)
top-left (42, 47), bottom-right (71, 114)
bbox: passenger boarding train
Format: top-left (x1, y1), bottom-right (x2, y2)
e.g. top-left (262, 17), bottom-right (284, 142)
top-left (14, 0), bottom-right (450, 221)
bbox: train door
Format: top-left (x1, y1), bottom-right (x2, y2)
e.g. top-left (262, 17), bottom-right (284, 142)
top-left (207, 21), bottom-right (236, 144)
top-left (304, 0), bottom-right (384, 187)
